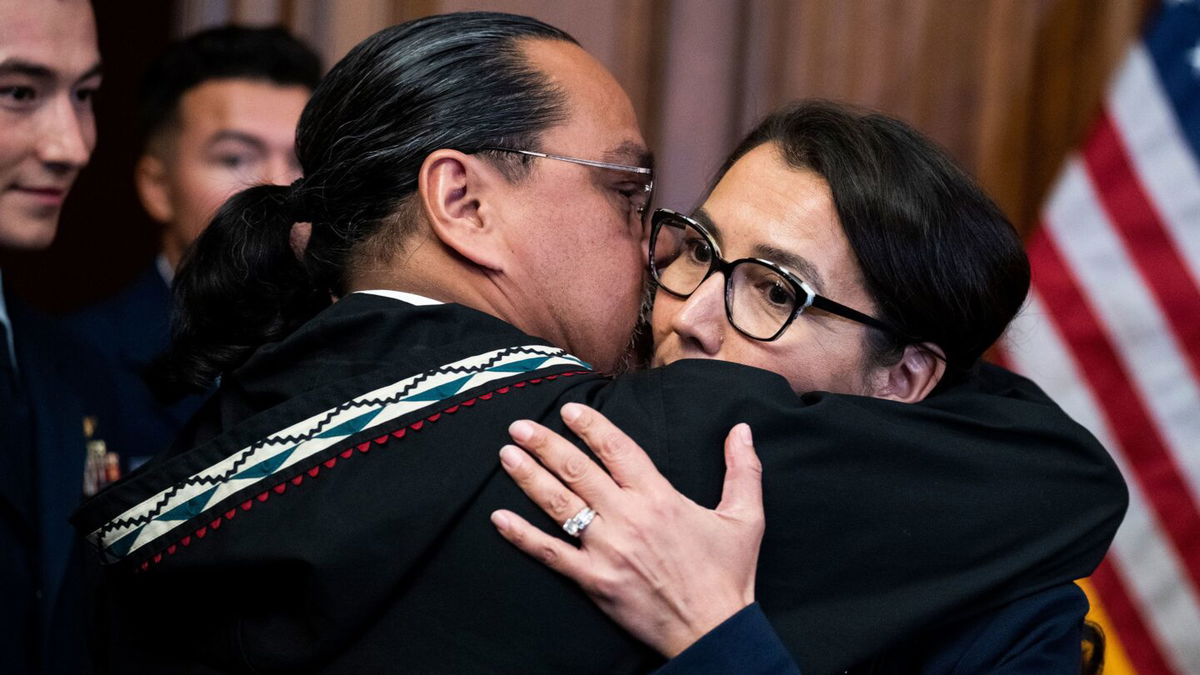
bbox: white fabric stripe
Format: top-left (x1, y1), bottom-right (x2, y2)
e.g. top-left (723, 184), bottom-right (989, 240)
top-left (354, 289), bottom-right (444, 306)
top-left (1006, 293), bottom-right (1200, 673)
top-left (1108, 45), bottom-right (1200, 282)
top-left (1045, 160), bottom-right (1200, 503)
top-left (90, 346), bottom-right (586, 558)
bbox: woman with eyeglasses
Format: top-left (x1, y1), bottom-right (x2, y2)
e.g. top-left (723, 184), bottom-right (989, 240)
top-left (493, 101), bottom-right (1112, 673)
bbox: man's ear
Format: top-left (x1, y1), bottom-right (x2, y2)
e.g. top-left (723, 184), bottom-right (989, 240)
top-left (134, 153), bottom-right (173, 224)
top-left (418, 149), bottom-right (507, 271)
top-left (872, 342), bottom-right (946, 403)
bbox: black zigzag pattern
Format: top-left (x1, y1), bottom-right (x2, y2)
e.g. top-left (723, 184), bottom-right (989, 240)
top-left (96, 346), bottom-right (578, 541)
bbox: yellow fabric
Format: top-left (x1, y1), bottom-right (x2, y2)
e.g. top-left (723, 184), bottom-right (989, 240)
top-left (1078, 578), bottom-right (1137, 674)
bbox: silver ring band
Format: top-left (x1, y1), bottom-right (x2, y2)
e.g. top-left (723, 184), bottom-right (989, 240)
top-left (562, 507), bottom-right (597, 538)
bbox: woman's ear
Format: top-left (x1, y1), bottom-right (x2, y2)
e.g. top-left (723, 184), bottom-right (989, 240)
top-left (872, 342), bottom-right (947, 403)
top-left (135, 153), bottom-right (173, 224)
top-left (417, 149), bottom-right (507, 271)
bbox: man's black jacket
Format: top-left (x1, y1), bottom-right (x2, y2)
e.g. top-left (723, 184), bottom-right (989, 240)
top-left (73, 295), bottom-right (1127, 674)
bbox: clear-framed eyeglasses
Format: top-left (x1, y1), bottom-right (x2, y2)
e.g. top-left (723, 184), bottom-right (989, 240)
top-left (648, 208), bottom-right (897, 341)
top-left (478, 147), bottom-right (654, 223)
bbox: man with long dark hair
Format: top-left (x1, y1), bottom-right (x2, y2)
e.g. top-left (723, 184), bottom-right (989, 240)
top-left (73, 13), bottom-right (1124, 673)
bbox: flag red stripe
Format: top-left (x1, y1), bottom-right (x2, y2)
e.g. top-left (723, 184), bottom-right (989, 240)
top-left (1083, 112), bottom-right (1200, 382)
top-left (1028, 228), bottom-right (1200, 593)
top-left (1090, 556), bottom-right (1177, 674)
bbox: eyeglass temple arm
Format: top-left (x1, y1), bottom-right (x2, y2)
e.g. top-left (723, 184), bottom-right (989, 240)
top-left (809, 295), bottom-right (896, 334)
top-left (477, 147), bottom-right (652, 176)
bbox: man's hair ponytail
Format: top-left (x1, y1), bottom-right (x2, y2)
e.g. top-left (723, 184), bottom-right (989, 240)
top-left (156, 184), bottom-right (331, 394)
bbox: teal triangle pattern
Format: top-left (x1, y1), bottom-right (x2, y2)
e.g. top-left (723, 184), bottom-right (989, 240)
top-left (489, 356), bottom-right (551, 373)
top-left (403, 373), bottom-right (478, 402)
top-left (315, 408), bottom-right (385, 439)
top-left (105, 525), bottom-right (145, 559)
top-left (157, 486), bottom-right (219, 522)
top-left (562, 355), bottom-right (591, 369)
top-left (232, 446), bottom-right (298, 480)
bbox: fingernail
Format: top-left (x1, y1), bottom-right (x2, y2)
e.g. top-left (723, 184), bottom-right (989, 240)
top-left (499, 445), bottom-right (523, 469)
top-left (561, 403), bottom-right (583, 423)
top-left (736, 423), bottom-right (752, 445)
top-left (490, 511), bottom-right (510, 531)
top-left (509, 420), bottom-right (534, 443)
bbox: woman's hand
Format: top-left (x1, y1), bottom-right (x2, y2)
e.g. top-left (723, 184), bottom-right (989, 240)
top-left (490, 402), bottom-right (764, 658)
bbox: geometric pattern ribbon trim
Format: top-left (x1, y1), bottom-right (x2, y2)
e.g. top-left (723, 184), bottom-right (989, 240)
top-left (129, 369), bottom-right (589, 573)
top-left (88, 345), bottom-right (589, 563)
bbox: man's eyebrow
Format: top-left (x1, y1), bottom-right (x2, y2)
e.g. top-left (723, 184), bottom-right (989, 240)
top-left (756, 243), bottom-right (826, 294)
top-left (75, 62), bottom-right (103, 84)
top-left (0, 59), bottom-right (55, 81)
top-left (206, 130), bottom-right (267, 151)
top-left (0, 60), bottom-right (103, 84)
top-left (604, 141), bottom-right (654, 171)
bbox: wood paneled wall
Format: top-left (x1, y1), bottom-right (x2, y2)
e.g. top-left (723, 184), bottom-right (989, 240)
top-left (179, 0), bottom-right (1153, 234)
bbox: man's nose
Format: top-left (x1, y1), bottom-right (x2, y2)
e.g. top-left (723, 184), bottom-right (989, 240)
top-left (37, 97), bottom-right (94, 173)
top-left (669, 274), bottom-right (727, 355)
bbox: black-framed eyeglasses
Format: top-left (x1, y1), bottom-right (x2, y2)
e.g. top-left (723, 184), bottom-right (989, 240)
top-left (649, 208), bottom-right (896, 341)
top-left (478, 147), bottom-right (654, 222)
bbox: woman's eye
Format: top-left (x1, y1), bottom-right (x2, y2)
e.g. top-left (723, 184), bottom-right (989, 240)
top-left (74, 87), bottom-right (97, 103)
top-left (764, 281), bottom-right (794, 306)
top-left (685, 239), bottom-right (712, 264)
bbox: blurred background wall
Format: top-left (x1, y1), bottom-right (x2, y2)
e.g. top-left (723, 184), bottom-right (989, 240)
top-left (182, 0), bottom-right (1151, 231)
top-left (5, 0), bottom-right (1151, 310)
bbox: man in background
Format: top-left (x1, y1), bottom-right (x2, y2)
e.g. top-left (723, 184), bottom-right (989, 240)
top-left (66, 26), bottom-right (320, 469)
top-left (0, 0), bottom-right (104, 671)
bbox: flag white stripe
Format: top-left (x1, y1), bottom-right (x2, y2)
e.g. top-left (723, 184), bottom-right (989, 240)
top-left (1107, 45), bottom-right (1200, 282)
top-left (1004, 296), bottom-right (1113, 453)
top-left (1007, 293), bottom-right (1200, 673)
top-left (1044, 160), bottom-right (1200, 502)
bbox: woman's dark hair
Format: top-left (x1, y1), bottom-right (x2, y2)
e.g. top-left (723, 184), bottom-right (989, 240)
top-left (718, 100), bottom-right (1030, 386)
top-left (159, 13), bottom-right (578, 393)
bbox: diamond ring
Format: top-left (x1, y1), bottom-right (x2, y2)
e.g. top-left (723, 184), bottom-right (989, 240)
top-left (562, 506), bottom-right (597, 538)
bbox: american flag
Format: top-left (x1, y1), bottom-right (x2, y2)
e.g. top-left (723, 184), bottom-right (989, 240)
top-left (1001, 2), bottom-right (1200, 672)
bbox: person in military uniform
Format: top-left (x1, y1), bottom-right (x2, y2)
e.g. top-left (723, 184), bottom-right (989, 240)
top-left (0, 1), bottom-right (111, 671)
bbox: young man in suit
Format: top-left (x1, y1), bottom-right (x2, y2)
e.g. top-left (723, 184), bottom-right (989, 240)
top-left (0, 0), bottom-right (104, 671)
